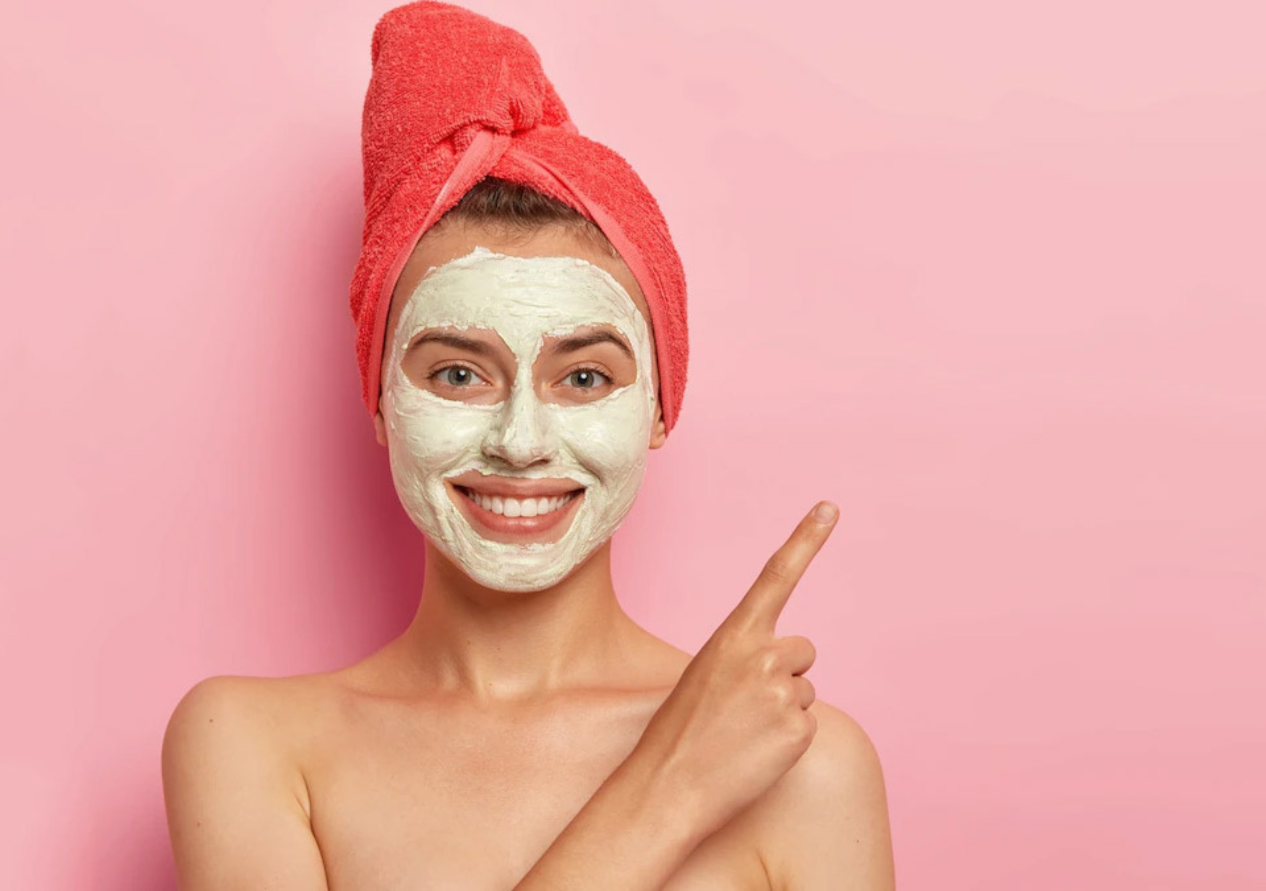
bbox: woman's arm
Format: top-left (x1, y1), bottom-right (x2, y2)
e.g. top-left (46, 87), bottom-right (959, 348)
top-left (510, 741), bottom-right (709, 889)
top-left (162, 677), bottom-right (329, 891)
top-left (513, 503), bottom-right (843, 889)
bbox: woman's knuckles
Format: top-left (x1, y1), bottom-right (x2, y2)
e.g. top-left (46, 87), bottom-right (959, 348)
top-left (770, 682), bottom-right (796, 710)
top-left (756, 647), bottom-right (781, 677)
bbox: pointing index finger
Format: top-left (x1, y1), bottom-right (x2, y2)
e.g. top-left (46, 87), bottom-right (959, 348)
top-left (726, 501), bottom-right (838, 634)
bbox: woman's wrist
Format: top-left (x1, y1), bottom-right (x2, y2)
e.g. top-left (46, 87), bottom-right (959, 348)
top-left (512, 744), bottom-right (708, 890)
top-left (613, 740), bottom-right (709, 851)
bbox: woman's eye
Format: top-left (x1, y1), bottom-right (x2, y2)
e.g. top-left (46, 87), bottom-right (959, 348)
top-left (434, 366), bottom-right (481, 387)
top-left (565, 369), bottom-right (610, 389)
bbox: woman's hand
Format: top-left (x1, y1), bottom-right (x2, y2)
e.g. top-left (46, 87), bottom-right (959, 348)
top-left (633, 501), bottom-right (839, 837)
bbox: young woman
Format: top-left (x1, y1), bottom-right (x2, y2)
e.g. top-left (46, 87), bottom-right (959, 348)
top-left (162, 5), bottom-right (894, 889)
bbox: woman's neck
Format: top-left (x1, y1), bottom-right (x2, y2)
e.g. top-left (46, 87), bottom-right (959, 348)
top-left (393, 538), bottom-right (643, 701)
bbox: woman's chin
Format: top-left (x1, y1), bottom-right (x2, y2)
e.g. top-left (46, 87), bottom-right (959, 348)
top-left (422, 526), bottom-right (613, 595)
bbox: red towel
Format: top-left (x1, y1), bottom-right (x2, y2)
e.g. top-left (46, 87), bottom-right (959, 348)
top-left (349, 0), bottom-right (689, 434)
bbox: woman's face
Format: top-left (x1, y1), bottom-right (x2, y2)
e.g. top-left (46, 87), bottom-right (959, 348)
top-left (375, 222), bottom-right (666, 592)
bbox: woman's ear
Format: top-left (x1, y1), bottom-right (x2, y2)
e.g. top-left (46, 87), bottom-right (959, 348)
top-left (374, 411), bottom-right (388, 447)
top-left (648, 404), bottom-right (667, 450)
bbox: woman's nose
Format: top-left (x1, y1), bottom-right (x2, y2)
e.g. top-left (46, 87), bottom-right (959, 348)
top-left (481, 376), bottom-right (558, 467)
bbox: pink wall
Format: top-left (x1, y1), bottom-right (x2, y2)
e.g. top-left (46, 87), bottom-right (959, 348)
top-left (2, 1), bottom-right (1263, 887)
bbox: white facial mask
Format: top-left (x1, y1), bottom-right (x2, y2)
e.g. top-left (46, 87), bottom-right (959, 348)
top-left (380, 245), bottom-right (657, 592)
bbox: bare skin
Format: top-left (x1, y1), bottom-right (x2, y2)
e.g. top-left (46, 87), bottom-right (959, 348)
top-left (162, 221), bottom-right (896, 890)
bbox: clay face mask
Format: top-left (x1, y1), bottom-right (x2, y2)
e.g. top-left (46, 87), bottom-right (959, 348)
top-left (380, 245), bottom-right (657, 592)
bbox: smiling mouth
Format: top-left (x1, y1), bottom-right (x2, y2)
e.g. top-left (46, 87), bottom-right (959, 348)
top-left (449, 482), bottom-right (586, 544)
top-left (454, 486), bottom-right (581, 518)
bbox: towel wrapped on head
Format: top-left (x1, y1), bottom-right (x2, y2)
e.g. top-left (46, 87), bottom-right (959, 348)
top-left (349, 0), bottom-right (689, 434)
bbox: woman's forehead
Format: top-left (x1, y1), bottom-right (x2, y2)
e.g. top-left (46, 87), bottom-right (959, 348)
top-left (387, 222), bottom-right (652, 345)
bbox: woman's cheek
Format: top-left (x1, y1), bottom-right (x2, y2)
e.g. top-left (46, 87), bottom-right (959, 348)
top-left (553, 390), bottom-right (653, 481)
top-left (396, 393), bottom-right (497, 471)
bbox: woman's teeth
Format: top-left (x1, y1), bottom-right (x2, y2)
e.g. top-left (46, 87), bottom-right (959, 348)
top-left (461, 488), bottom-right (578, 518)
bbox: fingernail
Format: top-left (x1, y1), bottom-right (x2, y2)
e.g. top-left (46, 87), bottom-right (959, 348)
top-left (813, 501), bottom-right (838, 524)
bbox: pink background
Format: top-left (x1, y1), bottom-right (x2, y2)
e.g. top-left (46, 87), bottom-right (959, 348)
top-left (2, 0), bottom-right (1263, 887)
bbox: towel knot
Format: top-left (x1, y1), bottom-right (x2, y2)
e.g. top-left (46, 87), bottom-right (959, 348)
top-left (490, 57), bottom-right (544, 134)
top-left (446, 57), bottom-right (551, 155)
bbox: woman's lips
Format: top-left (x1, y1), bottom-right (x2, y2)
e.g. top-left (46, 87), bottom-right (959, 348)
top-left (448, 482), bottom-right (585, 544)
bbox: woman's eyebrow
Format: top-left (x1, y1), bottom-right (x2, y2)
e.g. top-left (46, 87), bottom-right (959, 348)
top-left (548, 330), bottom-right (634, 360)
top-left (408, 331), bottom-right (495, 357)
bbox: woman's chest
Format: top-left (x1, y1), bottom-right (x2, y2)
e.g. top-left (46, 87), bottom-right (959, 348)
top-left (302, 702), bottom-right (770, 890)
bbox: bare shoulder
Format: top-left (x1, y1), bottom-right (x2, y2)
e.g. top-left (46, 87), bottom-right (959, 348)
top-left (786, 700), bottom-right (887, 802)
top-left (162, 674), bottom-right (321, 812)
top-left (757, 700), bottom-right (896, 891)
top-left (162, 671), bottom-right (348, 780)
top-left (161, 674), bottom-right (342, 890)
top-left (165, 673), bottom-right (301, 729)
top-left (164, 673), bottom-right (328, 748)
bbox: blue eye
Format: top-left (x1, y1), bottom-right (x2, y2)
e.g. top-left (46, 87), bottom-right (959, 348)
top-left (566, 369), bottom-right (610, 389)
